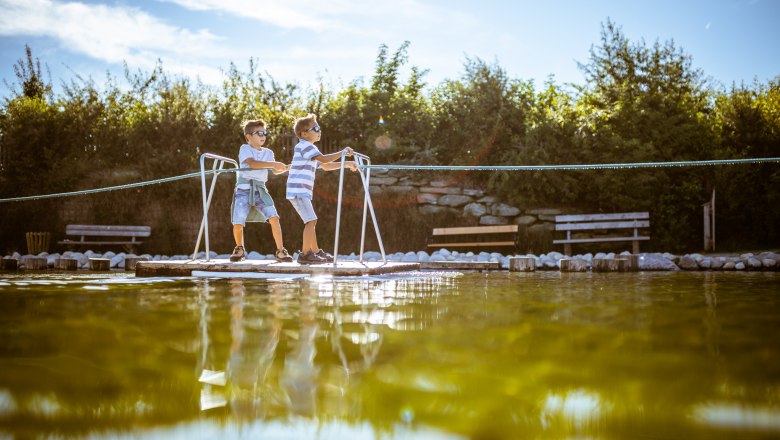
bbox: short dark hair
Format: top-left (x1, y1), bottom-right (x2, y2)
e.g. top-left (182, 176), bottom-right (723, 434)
top-left (242, 119), bottom-right (266, 135)
top-left (293, 114), bottom-right (317, 137)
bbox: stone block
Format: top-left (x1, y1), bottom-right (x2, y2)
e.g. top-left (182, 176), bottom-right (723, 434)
top-left (491, 203), bottom-right (521, 217)
top-left (419, 186), bottom-right (462, 195)
top-left (417, 193), bottom-right (439, 204)
top-left (439, 194), bottom-right (474, 207)
top-left (463, 203), bottom-right (488, 217)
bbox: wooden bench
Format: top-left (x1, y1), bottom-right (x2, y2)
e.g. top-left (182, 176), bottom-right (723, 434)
top-left (427, 225), bottom-right (519, 252)
top-left (553, 212), bottom-right (650, 255)
top-left (58, 224), bottom-right (151, 253)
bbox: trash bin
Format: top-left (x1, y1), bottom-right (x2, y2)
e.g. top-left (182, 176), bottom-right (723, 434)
top-left (26, 232), bottom-right (51, 255)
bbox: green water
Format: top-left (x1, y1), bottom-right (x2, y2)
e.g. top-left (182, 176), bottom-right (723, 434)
top-left (0, 271), bottom-right (779, 439)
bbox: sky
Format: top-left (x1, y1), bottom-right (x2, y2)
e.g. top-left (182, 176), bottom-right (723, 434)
top-left (0, 0), bottom-right (779, 98)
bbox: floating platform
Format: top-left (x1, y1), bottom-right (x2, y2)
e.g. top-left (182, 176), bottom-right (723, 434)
top-left (135, 259), bottom-right (420, 277)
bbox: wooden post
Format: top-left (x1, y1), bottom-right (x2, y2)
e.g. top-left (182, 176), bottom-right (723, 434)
top-left (22, 257), bottom-right (48, 270)
top-left (125, 257), bottom-right (149, 271)
top-left (1, 258), bottom-right (19, 271)
top-left (564, 243), bottom-right (572, 256)
top-left (703, 188), bottom-right (716, 252)
top-left (54, 258), bottom-right (78, 271)
top-left (616, 254), bottom-right (639, 272)
top-left (89, 258), bottom-right (111, 271)
top-left (560, 258), bottom-right (588, 272)
top-left (592, 258), bottom-right (620, 272)
top-left (509, 257), bottom-right (535, 272)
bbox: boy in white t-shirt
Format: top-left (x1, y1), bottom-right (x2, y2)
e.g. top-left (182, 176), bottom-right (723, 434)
top-left (230, 119), bottom-right (292, 262)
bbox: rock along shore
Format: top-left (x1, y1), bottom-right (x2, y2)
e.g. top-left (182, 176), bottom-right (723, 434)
top-left (2, 249), bottom-right (779, 272)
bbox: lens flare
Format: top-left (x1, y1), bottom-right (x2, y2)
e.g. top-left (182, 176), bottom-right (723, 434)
top-left (374, 135), bottom-right (392, 151)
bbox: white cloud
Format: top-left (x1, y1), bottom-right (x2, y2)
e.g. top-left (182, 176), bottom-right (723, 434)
top-left (0, 0), bottom-right (228, 72)
top-left (160, 0), bottom-right (476, 38)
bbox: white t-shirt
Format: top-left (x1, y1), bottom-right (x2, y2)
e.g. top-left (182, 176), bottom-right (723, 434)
top-left (237, 144), bottom-right (275, 189)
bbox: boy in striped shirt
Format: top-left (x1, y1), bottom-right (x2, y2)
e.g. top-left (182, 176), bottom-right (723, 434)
top-left (286, 114), bottom-right (357, 264)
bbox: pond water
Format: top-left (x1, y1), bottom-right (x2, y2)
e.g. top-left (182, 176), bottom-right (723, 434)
top-left (0, 270), bottom-right (779, 439)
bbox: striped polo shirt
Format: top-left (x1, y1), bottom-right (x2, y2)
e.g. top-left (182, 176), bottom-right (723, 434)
top-left (286, 139), bottom-right (322, 199)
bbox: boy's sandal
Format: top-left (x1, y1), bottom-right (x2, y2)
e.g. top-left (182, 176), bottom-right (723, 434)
top-left (275, 248), bottom-right (293, 262)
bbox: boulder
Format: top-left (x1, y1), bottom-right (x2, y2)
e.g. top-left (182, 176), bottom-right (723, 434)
top-left (438, 194), bottom-right (474, 207)
top-left (477, 196), bottom-right (498, 203)
top-left (678, 256), bottom-right (699, 270)
top-left (491, 203), bottom-right (521, 217)
top-left (419, 186), bottom-right (462, 195)
top-left (463, 203), bottom-right (488, 217)
top-left (639, 253), bottom-right (680, 271)
top-left (463, 188), bottom-right (485, 197)
top-left (417, 193), bottom-right (439, 204)
top-left (747, 257), bottom-right (763, 270)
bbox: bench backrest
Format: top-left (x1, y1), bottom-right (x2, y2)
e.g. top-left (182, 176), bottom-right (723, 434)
top-left (432, 225), bottom-right (518, 236)
top-left (65, 225), bottom-right (152, 237)
top-left (554, 212), bottom-right (649, 231)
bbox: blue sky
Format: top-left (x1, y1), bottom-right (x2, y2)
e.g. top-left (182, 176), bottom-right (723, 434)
top-left (1, 0), bottom-right (778, 98)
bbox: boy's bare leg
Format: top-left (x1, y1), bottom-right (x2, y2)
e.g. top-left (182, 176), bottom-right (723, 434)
top-left (302, 220), bottom-right (317, 253)
top-left (268, 216), bottom-right (284, 250)
top-left (233, 224), bottom-right (244, 247)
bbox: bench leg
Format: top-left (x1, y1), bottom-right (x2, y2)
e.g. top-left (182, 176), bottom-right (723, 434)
top-left (564, 243), bottom-right (572, 256)
top-left (632, 241), bottom-right (639, 254)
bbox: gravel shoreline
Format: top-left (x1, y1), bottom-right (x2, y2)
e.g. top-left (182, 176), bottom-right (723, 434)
top-left (3, 249), bottom-right (779, 271)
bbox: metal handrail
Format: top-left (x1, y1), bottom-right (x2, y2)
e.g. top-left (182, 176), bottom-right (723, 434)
top-left (193, 153), bottom-right (239, 261)
top-left (332, 151), bottom-right (386, 266)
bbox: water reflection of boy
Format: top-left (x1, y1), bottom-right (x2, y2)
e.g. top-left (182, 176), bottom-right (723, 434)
top-left (280, 290), bottom-right (320, 416)
top-left (227, 280), bottom-right (282, 418)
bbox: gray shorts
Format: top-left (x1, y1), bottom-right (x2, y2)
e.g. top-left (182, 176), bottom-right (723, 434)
top-left (232, 187), bottom-right (278, 225)
top-left (288, 197), bottom-right (318, 223)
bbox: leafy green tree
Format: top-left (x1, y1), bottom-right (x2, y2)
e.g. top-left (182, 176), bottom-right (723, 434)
top-left (573, 19), bottom-right (716, 250)
top-left (711, 78), bottom-right (780, 249)
top-left (430, 58), bottom-right (530, 189)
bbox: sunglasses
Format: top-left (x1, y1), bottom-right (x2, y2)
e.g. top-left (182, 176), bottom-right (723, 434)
top-left (251, 130), bottom-right (268, 136)
top-left (305, 125), bottom-right (321, 133)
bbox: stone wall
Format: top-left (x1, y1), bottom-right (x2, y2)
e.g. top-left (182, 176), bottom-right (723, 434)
top-left (368, 168), bottom-right (560, 236)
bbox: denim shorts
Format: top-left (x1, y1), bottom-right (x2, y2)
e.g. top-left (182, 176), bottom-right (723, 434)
top-left (288, 197), bottom-right (318, 223)
top-left (232, 187), bottom-right (278, 225)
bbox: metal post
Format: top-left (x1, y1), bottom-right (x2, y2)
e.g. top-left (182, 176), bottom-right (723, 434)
top-left (358, 155), bottom-right (369, 262)
top-left (354, 153), bottom-right (386, 263)
top-left (332, 151), bottom-right (348, 266)
top-left (193, 154), bottom-right (239, 261)
top-left (330, 151), bottom-right (385, 266)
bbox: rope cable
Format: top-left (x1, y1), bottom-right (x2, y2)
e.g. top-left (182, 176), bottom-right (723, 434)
top-left (1, 157), bottom-right (778, 203)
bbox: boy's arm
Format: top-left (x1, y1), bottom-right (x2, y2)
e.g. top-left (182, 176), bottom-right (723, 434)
top-left (314, 147), bottom-right (353, 164)
top-left (320, 161), bottom-right (358, 172)
top-left (245, 158), bottom-right (288, 174)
